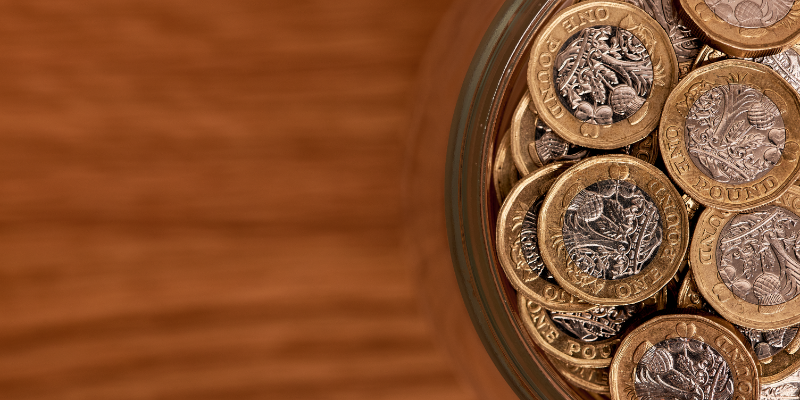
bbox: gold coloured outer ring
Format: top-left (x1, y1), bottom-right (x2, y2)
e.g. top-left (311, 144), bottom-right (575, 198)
top-left (518, 294), bottom-right (619, 369)
top-left (510, 91), bottom-right (543, 175)
top-left (497, 162), bottom-right (594, 312)
top-left (539, 154), bottom-right (690, 306)
top-left (660, 60), bottom-right (800, 212)
top-left (527, 1), bottom-right (679, 150)
top-left (691, 186), bottom-right (800, 329)
top-left (678, 0), bottom-right (800, 58)
top-left (610, 314), bottom-right (760, 400)
top-left (760, 338), bottom-right (800, 384)
top-left (547, 357), bottom-right (610, 395)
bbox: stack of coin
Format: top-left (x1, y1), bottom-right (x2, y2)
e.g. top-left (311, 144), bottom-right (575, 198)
top-left (491, 0), bottom-right (800, 398)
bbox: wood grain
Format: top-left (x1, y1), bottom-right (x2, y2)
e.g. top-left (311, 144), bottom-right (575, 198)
top-left (0, 1), bottom-right (501, 398)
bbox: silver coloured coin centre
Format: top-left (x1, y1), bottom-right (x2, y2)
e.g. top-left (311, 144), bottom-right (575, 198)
top-left (717, 205), bottom-right (800, 305)
top-left (563, 179), bottom-right (663, 280)
top-left (703, 0), bottom-right (793, 28)
top-left (685, 84), bottom-right (785, 184)
top-left (554, 26), bottom-right (654, 125)
top-left (635, 338), bottom-right (734, 400)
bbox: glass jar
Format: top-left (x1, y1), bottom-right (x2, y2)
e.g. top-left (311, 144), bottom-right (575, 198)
top-left (444, 0), bottom-right (598, 399)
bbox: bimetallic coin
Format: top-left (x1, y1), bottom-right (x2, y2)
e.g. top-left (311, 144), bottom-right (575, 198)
top-left (527, 1), bottom-right (679, 149)
top-left (610, 314), bottom-right (760, 400)
top-left (497, 163), bottom-right (594, 312)
top-left (692, 186), bottom-right (800, 329)
top-left (511, 91), bottom-right (589, 175)
top-left (493, 129), bottom-right (520, 204)
top-left (539, 155), bottom-right (689, 305)
top-left (548, 356), bottom-right (611, 395)
top-left (660, 60), bottom-right (800, 211)
top-left (519, 290), bottom-right (666, 368)
top-left (678, 0), bottom-right (800, 57)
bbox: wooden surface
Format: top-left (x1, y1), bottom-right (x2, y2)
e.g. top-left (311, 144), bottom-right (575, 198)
top-left (0, 1), bottom-right (523, 399)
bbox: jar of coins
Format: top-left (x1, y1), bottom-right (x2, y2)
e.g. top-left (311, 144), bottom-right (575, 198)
top-left (446, 0), bottom-right (800, 398)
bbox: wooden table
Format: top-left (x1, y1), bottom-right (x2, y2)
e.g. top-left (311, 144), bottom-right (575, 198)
top-left (0, 1), bottom-right (520, 398)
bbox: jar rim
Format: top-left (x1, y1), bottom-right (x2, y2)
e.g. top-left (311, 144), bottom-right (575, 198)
top-left (444, 0), bottom-right (592, 399)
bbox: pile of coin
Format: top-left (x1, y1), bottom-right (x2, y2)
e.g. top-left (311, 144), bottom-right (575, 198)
top-left (492, 0), bottom-right (800, 398)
